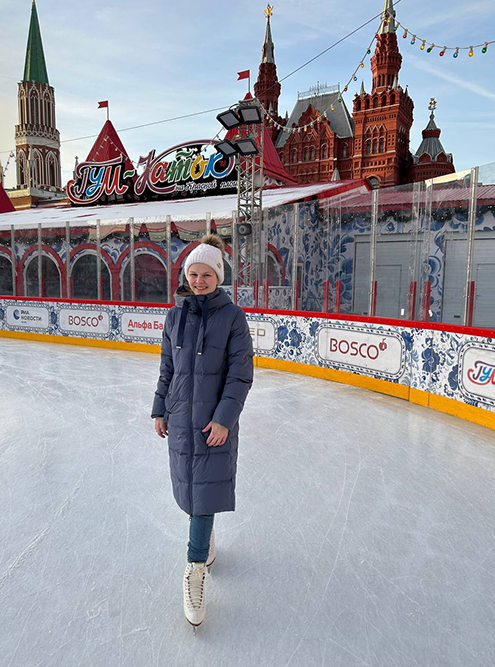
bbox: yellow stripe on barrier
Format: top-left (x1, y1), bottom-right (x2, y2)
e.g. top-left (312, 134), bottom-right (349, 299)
top-left (0, 329), bottom-right (160, 354)
top-left (1, 329), bottom-right (495, 433)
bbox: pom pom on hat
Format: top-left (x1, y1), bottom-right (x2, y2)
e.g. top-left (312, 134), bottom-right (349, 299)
top-left (184, 234), bottom-right (224, 284)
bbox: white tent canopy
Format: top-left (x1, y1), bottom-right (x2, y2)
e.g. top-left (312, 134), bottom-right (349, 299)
top-left (0, 181), bottom-right (369, 228)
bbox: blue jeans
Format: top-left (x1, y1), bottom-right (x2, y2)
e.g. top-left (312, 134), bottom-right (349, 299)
top-left (187, 514), bottom-right (214, 563)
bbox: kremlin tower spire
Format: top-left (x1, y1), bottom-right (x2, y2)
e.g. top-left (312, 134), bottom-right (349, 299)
top-left (370, 0), bottom-right (402, 92)
top-left (254, 5), bottom-right (285, 142)
top-left (12, 0), bottom-right (64, 209)
top-left (351, 0), bottom-right (414, 187)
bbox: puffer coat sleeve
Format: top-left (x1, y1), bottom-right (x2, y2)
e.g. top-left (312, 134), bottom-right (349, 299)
top-left (151, 308), bottom-right (176, 421)
top-left (212, 309), bottom-right (254, 430)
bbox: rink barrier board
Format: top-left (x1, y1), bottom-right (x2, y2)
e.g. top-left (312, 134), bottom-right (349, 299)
top-left (1, 327), bottom-right (494, 432)
top-left (2, 298), bottom-right (495, 433)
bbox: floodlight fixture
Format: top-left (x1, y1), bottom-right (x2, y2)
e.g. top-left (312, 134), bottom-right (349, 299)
top-left (215, 140), bottom-right (237, 158)
top-left (235, 138), bottom-right (259, 156)
top-left (216, 109), bottom-right (242, 130)
top-left (238, 105), bottom-right (263, 125)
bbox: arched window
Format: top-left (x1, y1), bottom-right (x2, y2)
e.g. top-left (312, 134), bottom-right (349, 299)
top-left (0, 256), bottom-right (13, 296)
top-left (267, 252), bottom-right (283, 286)
top-left (25, 255), bottom-right (61, 298)
top-left (379, 138), bottom-right (385, 153)
top-left (280, 154), bottom-right (284, 164)
top-left (372, 139), bottom-right (377, 154)
top-left (33, 150), bottom-right (42, 187)
top-left (310, 147), bottom-right (315, 161)
top-left (46, 153), bottom-right (57, 187)
top-left (381, 95), bottom-right (387, 107)
top-left (71, 254), bottom-right (111, 300)
top-left (30, 92), bottom-right (39, 125)
top-left (322, 145), bottom-right (328, 159)
top-left (44, 96), bottom-right (51, 126)
top-left (292, 150), bottom-right (297, 163)
top-left (342, 144), bottom-right (348, 158)
top-left (304, 148), bottom-right (309, 162)
top-left (19, 92), bottom-right (26, 126)
top-left (366, 141), bottom-right (371, 155)
top-left (18, 151), bottom-right (27, 187)
top-left (355, 99), bottom-right (361, 112)
top-left (365, 98), bottom-right (370, 110)
top-left (373, 97), bottom-right (378, 109)
top-left (390, 92), bottom-right (396, 105)
top-left (123, 252), bottom-right (168, 303)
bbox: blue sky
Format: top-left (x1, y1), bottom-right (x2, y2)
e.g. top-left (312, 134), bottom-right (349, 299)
top-left (1, 0), bottom-right (495, 189)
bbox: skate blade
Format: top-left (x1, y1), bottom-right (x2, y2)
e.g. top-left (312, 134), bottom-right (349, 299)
top-left (186, 618), bottom-right (203, 634)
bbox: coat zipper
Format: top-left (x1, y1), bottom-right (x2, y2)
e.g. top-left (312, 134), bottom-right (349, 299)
top-left (189, 313), bottom-right (200, 516)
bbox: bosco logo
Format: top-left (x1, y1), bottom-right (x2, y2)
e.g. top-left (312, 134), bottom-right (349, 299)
top-left (68, 313), bottom-right (104, 328)
top-left (329, 337), bottom-right (388, 360)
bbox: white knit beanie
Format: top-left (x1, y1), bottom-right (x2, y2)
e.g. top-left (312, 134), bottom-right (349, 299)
top-left (184, 242), bottom-right (224, 285)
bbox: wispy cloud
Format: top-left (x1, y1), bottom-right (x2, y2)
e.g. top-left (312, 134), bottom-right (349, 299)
top-left (407, 54), bottom-right (495, 101)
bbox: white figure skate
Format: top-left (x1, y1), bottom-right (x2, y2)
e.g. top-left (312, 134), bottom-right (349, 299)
top-left (206, 527), bottom-right (216, 573)
top-left (183, 561), bottom-right (207, 633)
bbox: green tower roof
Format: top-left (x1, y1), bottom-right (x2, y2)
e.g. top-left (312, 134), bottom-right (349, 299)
top-left (23, 1), bottom-right (49, 84)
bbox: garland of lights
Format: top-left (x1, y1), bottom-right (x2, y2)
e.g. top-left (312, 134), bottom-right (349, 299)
top-left (261, 31), bottom-right (380, 134)
top-left (261, 12), bottom-right (495, 133)
top-left (384, 11), bottom-right (494, 57)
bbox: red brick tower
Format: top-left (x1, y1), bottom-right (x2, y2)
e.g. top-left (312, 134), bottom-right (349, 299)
top-left (254, 5), bottom-right (285, 143)
top-left (351, 0), bottom-right (414, 187)
top-left (11, 0), bottom-right (64, 210)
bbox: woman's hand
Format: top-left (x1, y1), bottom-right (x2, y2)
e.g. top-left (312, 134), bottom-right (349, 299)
top-left (155, 417), bottom-right (168, 438)
top-left (202, 421), bottom-right (229, 447)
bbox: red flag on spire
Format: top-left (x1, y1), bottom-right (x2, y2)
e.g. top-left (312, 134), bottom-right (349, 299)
top-left (98, 100), bottom-right (109, 108)
top-left (237, 70), bottom-right (250, 81)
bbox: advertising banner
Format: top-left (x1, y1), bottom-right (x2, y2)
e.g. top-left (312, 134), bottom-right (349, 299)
top-left (6, 305), bottom-right (49, 329)
top-left (316, 325), bottom-right (405, 378)
top-left (59, 309), bottom-right (110, 335)
top-left (459, 342), bottom-right (495, 406)
top-left (121, 312), bottom-right (167, 340)
top-left (247, 319), bottom-right (276, 352)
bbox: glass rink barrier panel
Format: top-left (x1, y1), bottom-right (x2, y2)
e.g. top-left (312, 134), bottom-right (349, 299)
top-left (173, 217), bottom-right (212, 297)
top-left (374, 183), bottom-right (424, 321)
top-left (0, 223), bottom-right (14, 296)
top-left (68, 221), bottom-right (101, 300)
top-left (39, 222), bottom-right (66, 299)
top-left (263, 202), bottom-right (294, 311)
top-left (340, 190), bottom-right (374, 316)
top-left (298, 199), bottom-right (326, 313)
top-left (100, 220), bottom-right (131, 302)
top-left (129, 219), bottom-right (169, 304)
top-left (426, 170), bottom-right (472, 325)
top-left (470, 162), bottom-right (495, 329)
top-left (15, 223), bottom-right (39, 297)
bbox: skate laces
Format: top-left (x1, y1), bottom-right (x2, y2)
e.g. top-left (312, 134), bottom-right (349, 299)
top-left (185, 563), bottom-right (205, 611)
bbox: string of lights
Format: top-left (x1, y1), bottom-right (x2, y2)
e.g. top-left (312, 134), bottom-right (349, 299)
top-left (384, 11), bottom-right (494, 57)
top-left (260, 30), bottom-right (380, 134)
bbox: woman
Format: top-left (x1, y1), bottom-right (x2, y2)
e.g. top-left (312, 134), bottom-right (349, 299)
top-left (152, 233), bottom-right (254, 630)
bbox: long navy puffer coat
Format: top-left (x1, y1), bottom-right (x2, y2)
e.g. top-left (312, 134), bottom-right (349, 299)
top-left (151, 287), bottom-right (254, 516)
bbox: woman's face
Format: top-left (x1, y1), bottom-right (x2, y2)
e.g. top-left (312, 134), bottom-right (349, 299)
top-left (187, 263), bottom-right (218, 295)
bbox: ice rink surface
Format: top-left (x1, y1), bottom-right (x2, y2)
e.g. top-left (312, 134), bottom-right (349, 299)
top-left (1, 338), bottom-right (495, 667)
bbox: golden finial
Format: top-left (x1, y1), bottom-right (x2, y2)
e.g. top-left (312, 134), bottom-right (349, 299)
top-left (428, 97), bottom-right (437, 112)
top-left (265, 4), bottom-right (273, 19)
